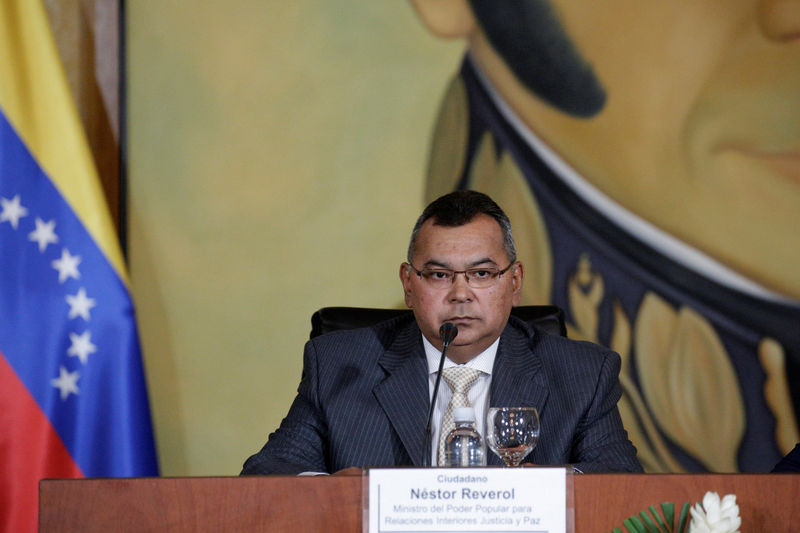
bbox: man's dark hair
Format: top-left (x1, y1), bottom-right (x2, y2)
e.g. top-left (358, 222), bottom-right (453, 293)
top-left (407, 190), bottom-right (517, 262)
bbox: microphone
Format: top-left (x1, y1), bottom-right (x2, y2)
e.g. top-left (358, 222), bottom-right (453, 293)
top-left (439, 322), bottom-right (458, 346)
top-left (422, 322), bottom-right (458, 467)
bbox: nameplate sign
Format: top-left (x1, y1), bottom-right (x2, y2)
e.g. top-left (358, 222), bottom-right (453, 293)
top-left (366, 467), bottom-right (567, 533)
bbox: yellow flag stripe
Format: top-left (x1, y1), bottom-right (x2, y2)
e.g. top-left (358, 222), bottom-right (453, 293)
top-left (0, 0), bottom-right (128, 285)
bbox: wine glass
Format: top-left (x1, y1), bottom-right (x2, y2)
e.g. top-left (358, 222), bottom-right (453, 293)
top-left (486, 407), bottom-right (540, 466)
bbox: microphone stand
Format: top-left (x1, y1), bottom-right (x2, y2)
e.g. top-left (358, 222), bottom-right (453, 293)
top-left (422, 323), bottom-right (458, 467)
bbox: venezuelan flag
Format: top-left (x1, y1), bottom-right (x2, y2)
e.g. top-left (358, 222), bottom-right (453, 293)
top-left (0, 2), bottom-right (158, 531)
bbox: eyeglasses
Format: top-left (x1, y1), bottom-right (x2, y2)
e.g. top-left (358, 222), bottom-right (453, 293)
top-left (405, 261), bottom-right (516, 289)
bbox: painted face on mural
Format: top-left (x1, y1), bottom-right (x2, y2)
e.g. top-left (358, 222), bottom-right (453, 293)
top-left (412, 0), bottom-right (800, 298)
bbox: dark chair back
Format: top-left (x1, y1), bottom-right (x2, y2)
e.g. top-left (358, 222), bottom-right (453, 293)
top-left (310, 305), bottom-right (566, 339)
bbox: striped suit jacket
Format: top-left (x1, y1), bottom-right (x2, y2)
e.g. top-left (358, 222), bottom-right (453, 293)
top-left (241, 314), bottom-right (642, 474)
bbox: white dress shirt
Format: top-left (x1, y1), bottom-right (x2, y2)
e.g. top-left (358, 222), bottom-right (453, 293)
top-left (423, 334), bottom-right (498, 466)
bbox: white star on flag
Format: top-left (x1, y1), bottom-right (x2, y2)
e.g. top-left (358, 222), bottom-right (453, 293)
top-left (29, 217), bottom-right (59, 252)
top-left (0, 194), bottom-right (28, 229)
top-left (66, 287), bottom-right (96, 321)
top-left (51, 366), bottom-right (80, 400)
top-left (67, 330), bottom-right (97, 364)
top-left (52, 248), bottom-right (81, 283)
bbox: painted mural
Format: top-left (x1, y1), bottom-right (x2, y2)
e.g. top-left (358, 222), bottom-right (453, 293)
top-left (412, 0), bottom-right (800, 472)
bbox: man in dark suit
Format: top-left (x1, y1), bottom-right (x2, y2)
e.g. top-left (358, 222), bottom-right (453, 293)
top-left (242, 190), bottom-right (641, 474)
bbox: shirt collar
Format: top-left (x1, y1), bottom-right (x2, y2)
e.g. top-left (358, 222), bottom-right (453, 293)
top-left (422, 334), bottom-right (498, 376)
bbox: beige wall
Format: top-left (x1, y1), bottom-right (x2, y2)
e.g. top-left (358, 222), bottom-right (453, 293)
top-left (127, 2), bottom-right (463, 475)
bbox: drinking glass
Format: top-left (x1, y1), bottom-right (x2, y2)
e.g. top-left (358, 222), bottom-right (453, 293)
top-left (486, 407), bottom-right (540, 466)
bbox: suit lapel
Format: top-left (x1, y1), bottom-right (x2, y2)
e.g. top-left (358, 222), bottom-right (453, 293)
top-left (373, 322), bottom-right (430, 466)
top-left (487, 320), bottom-right (549, 466)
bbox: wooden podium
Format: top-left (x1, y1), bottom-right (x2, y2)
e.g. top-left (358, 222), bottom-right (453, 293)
top-left (40, 473), bottom-right (799, 532)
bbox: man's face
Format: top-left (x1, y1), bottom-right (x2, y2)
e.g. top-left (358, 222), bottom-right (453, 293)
top-left (467, 0), bottom-right (800, 296)
top-left (400, 214), bottom-right (523, 363)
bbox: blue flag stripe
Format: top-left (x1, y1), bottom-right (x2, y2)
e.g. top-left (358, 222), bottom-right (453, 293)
top-left (0, 109), bottom-right (157, 476)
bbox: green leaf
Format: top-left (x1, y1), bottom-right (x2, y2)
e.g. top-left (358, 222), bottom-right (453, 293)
top-left (610, 500), bottom-right (692, 533)
top-left (677, 502), bottom-right (691, 533)
top-left (661, 502), bottom-right (675, 531)
top-left (639, 510), bottom-right (660, 533)
top-left (648, 505), bottom-right (669, 532)
top-left (624, 517), bottom-right (648, 533)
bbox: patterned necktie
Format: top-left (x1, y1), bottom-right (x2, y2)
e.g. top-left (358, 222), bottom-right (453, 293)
top-left (438, 366), bottom-right (481, 465)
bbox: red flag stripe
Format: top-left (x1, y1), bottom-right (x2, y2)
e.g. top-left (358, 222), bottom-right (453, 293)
top-left (0, 352), bottom-right (83, 532)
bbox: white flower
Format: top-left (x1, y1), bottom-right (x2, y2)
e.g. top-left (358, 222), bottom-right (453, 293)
top-left (689, 491), bottom-right (741, 533)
